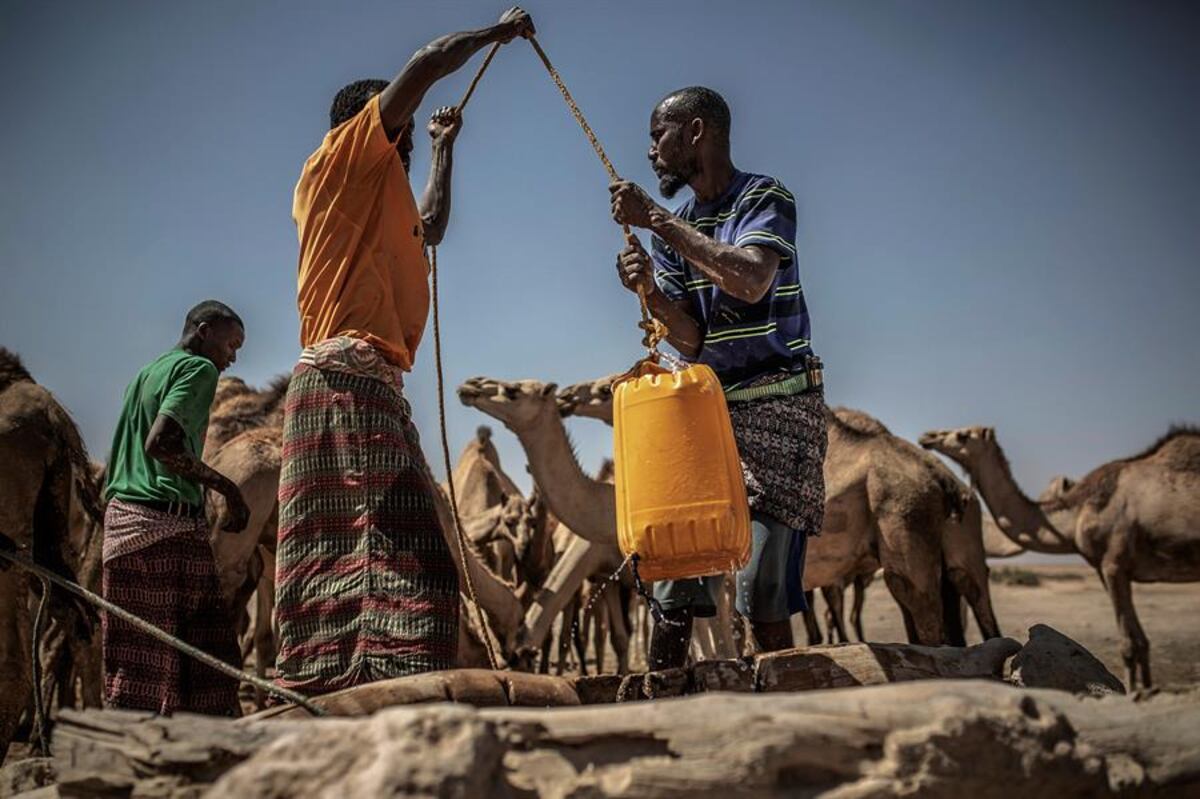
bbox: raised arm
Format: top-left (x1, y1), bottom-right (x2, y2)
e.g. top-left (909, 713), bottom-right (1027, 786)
top-left (145, 416), bottom-right (249, 533)
top-left (418, 107), bottom-right (461, 246)
top-left (611, 180), bottom-right (779, 304)
top-left (377, 7), bottom-right (535, 138)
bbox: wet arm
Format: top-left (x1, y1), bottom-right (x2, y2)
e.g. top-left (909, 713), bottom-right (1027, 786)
top-left (419, 136), bottom-right (454, 246)
top-left (378, 23), bottom-right (514, 137)
top-left (144, 415), bottom-right (239, 500)
top-left (649, 210), bottom-right (780, 304)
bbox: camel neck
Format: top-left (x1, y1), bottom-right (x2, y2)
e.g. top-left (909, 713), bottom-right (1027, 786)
top-left (515, 410), bottom-right (615, 546)
top-left (971, 448), bottom-right (1076, 554)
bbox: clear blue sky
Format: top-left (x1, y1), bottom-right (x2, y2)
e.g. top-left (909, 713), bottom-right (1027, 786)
top-left (2, 1), bottom-right (1197, 525)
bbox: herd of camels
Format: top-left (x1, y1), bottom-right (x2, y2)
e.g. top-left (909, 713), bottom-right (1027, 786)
top-left (1, 345), bottom-right (1198, 760)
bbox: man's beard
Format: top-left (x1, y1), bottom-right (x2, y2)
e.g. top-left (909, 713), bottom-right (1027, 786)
top-left (658, 172), bottom-right (688, 199)
top-left (657, 159), bottom-right (697, 199)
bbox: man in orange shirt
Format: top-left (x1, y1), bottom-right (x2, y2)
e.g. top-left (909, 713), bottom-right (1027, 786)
top-left (275, 7), bottom-right (535, 695)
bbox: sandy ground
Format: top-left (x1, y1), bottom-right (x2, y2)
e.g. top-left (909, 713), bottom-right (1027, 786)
top-left (818, 563), bottom-right (1200, 687)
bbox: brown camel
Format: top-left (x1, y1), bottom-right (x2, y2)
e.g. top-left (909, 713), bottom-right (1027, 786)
top-left (460, 376), bottom-right (970, 650)
top-left (559, 375), bottom-right (1006, 646)
top-left (0, 349), bottom-right (103, 760)
top-left (203, 375), bottom-right (290, 460)
top-left (448, 425), bottom-right (527, 583)
top-left (920, 424), bottom-right (1200, 688)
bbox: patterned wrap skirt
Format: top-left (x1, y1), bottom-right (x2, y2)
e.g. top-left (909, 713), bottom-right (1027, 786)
top-left (726, 386), bottom-right (828, 536)
top-left (101, 499), bottom-right (240, 716)
top-left (273, 337), bottom-right (458, 696)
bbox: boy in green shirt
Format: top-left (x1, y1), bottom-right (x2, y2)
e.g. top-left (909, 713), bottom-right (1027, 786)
top-left (102, 300), bottom-right (249, 715)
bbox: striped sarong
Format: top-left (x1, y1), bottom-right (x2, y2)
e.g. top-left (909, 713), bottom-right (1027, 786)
top-left (274, 337), bottom-right (458, 696)
top-left (101, 499), bottom-right (240, 716)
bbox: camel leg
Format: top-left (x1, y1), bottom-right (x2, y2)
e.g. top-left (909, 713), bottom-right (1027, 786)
top-left (514, 531), bottom-right (609, 660)
top-left (1100, 534), bottom-right (1150, 688)
top-left (712, 578), bottom-right (737, 659)
top-left (694, 617), bottom-right (717, 661)
top-left (589, 585), bottom-right (610, 674)
top-left (603, 585), bottom-right (631, 674)
top-left (944, 501), bottom-right (1002, 640)
top-left (821, 584), bottom-right (850, 644)
top-left (850, 574), bottom-right (869, 642)
top-left (538, 633), bottom-right (552, 674)
top-left (571, 601), bottom-right (588, 676)
top-left (878, 511), bottom-right (945, 646)
top-left (555, 598), bottom-right (578, 676)
top-left (801, 592), bottom-right (822, 646)
top-left (252, 558), bottom-right (276, 711)
top-left (0, 568), bottom-right (33, 762)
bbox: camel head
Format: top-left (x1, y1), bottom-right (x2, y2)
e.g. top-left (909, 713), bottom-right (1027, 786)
top-left (1038, 474), bottom-right (1076, 503)
top-left (555, 374), bottom-right (618, 426)
top-left (918, 426), bottom-right (998, 469)
top-left (457, 377), bottom-right (559, 432)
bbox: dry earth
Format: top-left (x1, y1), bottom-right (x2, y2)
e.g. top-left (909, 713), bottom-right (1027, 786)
top-left (839, 563), bottom-right (1200, 687)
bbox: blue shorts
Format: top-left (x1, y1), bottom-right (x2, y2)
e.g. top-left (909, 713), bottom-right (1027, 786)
top-left (651, 511), bottom-right (809, 623)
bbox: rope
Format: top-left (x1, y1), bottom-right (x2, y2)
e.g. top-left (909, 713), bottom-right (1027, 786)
top-left (30, 574), bottom-right (51, 755)
top-left (0, 548), bottom-right (327, 717)
top-left (430, 247), bottom-right (501, 671)
top-left (526, 36), bottom-right (667, 357)
top-left (428, 43), bottom-right (505, 672)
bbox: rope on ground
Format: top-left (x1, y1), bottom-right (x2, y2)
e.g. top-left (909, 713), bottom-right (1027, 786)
top-left (430, 42), bottom-right (505, 672)
top-left (0, 547), bottom-right (327, 717)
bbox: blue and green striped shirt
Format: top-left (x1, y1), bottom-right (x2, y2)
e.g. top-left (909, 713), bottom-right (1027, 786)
top-left (651, 170), bottom-right (814, 389)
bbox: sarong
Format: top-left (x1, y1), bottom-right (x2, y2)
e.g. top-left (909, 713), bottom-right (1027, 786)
top-left (727, 387), bottom-right (828, 536)
top-left (101, 499), bottom-right (239, 715)
top-left (274, 337), bottom-right (458, 696)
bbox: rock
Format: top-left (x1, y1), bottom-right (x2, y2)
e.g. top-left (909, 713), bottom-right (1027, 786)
top-left (1010, 624), bottom-right (1126, 696)
top-left (755, 638), bottom-right (1021, 693)
top-left (571, 675), bottom-right (625, 704)
top-left (51, 684), bottom-right (1200, 797)
top-left (692, 658), bottom-right (755, 693)
top-left (0, 757), bottom-right (55, 797)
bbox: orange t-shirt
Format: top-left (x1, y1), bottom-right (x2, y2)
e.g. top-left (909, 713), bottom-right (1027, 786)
top-left (293, 95), bottom-right (429, 370)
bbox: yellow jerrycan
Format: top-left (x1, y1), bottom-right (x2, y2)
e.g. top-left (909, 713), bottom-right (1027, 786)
top-left (613, 361), bottom-right (751, 582)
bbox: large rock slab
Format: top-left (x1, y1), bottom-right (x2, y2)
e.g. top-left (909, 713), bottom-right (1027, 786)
top-left (755, 638), bottom-right (1021, 692)
top-left (1010, 624), bottom-right (1126, 696)
top-left (0, 757), bottom-right (54, 797)
top-left (210, 682), bottom-right (1196, 797)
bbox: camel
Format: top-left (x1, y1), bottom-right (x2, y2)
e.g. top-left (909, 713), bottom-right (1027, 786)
top-left (920, 424), bottom-right (1200, 688)
top-left (0, 349), bottom-right (103, 760)
top-left (203, 375), bottom-right (289, 460)
top-left (559, 374), bottom-right (1005, 647)
top-left (459, 376), bottom-right (974, 651)
top-left (569, 375), bottom-right (1011, 648)
top-left (448, 426), bottom-right (527, 583)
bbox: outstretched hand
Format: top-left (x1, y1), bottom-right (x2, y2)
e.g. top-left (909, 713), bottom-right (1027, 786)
top-left (497, 7), bottom-right (535, 42)
top-left (428, 106), bottom-right (463, 142)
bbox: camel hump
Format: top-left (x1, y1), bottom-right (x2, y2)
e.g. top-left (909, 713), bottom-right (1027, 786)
top-left (830, 406), bottom-right (891, 437)
top-left (0, 347), bottom-right (34, 392)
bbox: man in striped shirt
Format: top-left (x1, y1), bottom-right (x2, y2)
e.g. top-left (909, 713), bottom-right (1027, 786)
top-left (611, 86), bottom-right (827, 668)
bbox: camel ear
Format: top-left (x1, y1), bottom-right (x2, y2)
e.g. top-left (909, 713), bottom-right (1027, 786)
top-left (982, 427), bottom-right (995, 441)
top-left (542, 383), bottom-right (558, 397)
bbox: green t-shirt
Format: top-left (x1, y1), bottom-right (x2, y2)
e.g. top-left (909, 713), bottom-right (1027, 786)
top-left (105, 348), bottom-right (218, 506)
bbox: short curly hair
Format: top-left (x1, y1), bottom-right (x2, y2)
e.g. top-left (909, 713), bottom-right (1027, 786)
top-left (329, 79), bottom-right (390, 129)
top-left (657, 86), bottom-right (732, 144)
